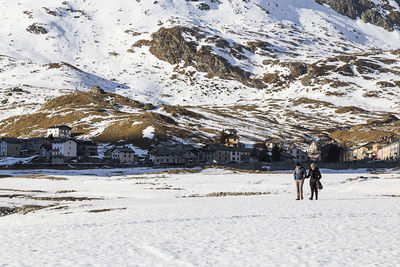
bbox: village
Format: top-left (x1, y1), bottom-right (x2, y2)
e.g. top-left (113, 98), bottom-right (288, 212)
top-left (0, 125), bottom-right (400, 169)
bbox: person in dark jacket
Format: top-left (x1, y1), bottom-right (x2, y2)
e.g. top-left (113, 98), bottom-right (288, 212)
top-left (294, 162), bottom-right (307, 200)
top-left (306, 163), bottom-right (322, 200)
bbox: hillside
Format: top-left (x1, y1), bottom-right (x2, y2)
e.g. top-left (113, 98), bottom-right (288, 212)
top-left (1, 0), bottom-right (400, 148)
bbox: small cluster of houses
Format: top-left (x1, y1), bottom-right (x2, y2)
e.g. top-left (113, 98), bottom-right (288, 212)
top-left (353, 137), bottom-right (400, 161)
top-left (148, 129), bottom-right (303, 166)
top-left (0, 125), bottom-right (99, 164)
top-left (0, 125), bottom-right (136, 165)
top-left (148, 129), bottom-right (258, 166)
top-left (1, 126), bottom-right (399, 166)
top-left (149, 142), bottom-right (253, 166)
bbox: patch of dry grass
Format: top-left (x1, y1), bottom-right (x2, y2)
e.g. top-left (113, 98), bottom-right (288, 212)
top-left (292, 97), bottom-right (333, 108)
top-left (335, 106), bottom-right (368, 114)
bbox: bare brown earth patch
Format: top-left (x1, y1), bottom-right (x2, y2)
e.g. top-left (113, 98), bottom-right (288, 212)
top-left (12, 175), bottom-right (68, 181)
top-left (346, 176), bottom-right (380, 182)
top-left (31, 196), bottom-right (102, 202)
top-left (0, 204), bottom-right (56, 217)
top-left (182, 191), bottom-right (273, 198)
top-left (88, 208), bottom-right (126, 213)
top-left (0, 188), bottom-right (46, 193)
top-left (55, 190), bottom-right (77, 194)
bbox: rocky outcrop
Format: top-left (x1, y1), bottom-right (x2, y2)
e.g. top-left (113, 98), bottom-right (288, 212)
top-left (90, 85), bottom-right (105, 94)
top-left (316, 0), bottom-right (400, 31)
top-left (282, 62), bottom-right (308, 79)
top-left (26, 23), bottom-right (48, 34)
top-left (142, 26), bottom-right (264, 88)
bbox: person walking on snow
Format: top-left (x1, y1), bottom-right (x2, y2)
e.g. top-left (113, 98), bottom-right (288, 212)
top-left (306, 163), bottom-right (322, 200)
top-left (294, 162), bottom-right (307, 200)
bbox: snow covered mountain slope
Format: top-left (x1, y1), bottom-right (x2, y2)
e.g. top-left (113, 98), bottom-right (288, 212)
top-left (1, 0), bottom-right (400, 146)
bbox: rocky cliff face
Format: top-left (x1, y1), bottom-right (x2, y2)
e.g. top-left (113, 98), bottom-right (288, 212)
top-left (142, 26), bottom-right (263, 88)
top-left (316, 0), bottom-right (400, 31)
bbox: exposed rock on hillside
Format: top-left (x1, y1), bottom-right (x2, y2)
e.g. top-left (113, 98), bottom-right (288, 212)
top-left (26, 23), bottom-right (48, 34)
top-left (139, 26), bottom-right (264, 88)
top-left (316, 0), bottom-right (400, 31)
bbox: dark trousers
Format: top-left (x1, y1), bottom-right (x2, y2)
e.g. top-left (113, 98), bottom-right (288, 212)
top-left (310, 180), bottom-right (318, 200)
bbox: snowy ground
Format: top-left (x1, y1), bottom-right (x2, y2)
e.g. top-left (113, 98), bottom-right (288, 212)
top-left (0, 168), bottom-right (399, 266)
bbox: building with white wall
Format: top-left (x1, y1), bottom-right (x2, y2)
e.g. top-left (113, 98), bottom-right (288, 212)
top-left (47, 125), bottom-right (72, 139)
top-left (52, 139), bottom-right (77, 158)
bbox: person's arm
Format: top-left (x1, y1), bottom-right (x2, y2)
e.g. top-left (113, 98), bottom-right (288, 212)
top-left (294, 170), bottom-right (296, 180)
top-left (305, 170), bottom-right (310, 178)
top-left (317, 169), bottom-right (322, 180)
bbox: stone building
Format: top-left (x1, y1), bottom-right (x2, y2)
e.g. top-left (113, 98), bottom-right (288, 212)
top-left (47, 125), bottom-right (72, 139)
top-left (52, 139), bottom-right (77, 159)
top-left (0, 138), bottom-right (21, 157)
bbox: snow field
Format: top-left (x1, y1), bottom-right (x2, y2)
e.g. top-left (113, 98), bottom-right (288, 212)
top-left (0, 168), bottom-right (399, 266)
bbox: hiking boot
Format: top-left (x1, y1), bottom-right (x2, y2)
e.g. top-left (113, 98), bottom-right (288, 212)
top-left (309, 198), bottom-right (313, 200)
top-left (296, 197), bottom-right (300, 200)
top-left (301, 196), bottom-right (304, 200)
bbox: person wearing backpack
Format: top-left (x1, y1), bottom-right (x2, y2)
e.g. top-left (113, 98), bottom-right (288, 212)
top-left (293, 162), bottom-right (307, 200)
top-left (306, 163), bottom-right (322, 200)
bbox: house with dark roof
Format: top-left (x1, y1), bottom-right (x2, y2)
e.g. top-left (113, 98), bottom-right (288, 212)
top-left (222, 129), bottom-right (243, 148)
top-left (149, 144), bottom-right (200, 166)
top-left (111, 147), bottom-right (136, 163)
top-left (287, 147), bottom-right (309, 162)
top-left (21, 137), bottom-right (51, 156)
top-left (47, 125), bottom-right (72, 139)
top-left (52, 139), bottom-right (77, 159)
top-left (390, 139), bottom-right (400, 160)
top-left (40, 143), bottom-right (53, 161)
top-left (201, 144), bottom-right (252, 163)
top-left (76, 140), bottom-right (98, 158)
top-left (0, 138), bottom-right (22, 157)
